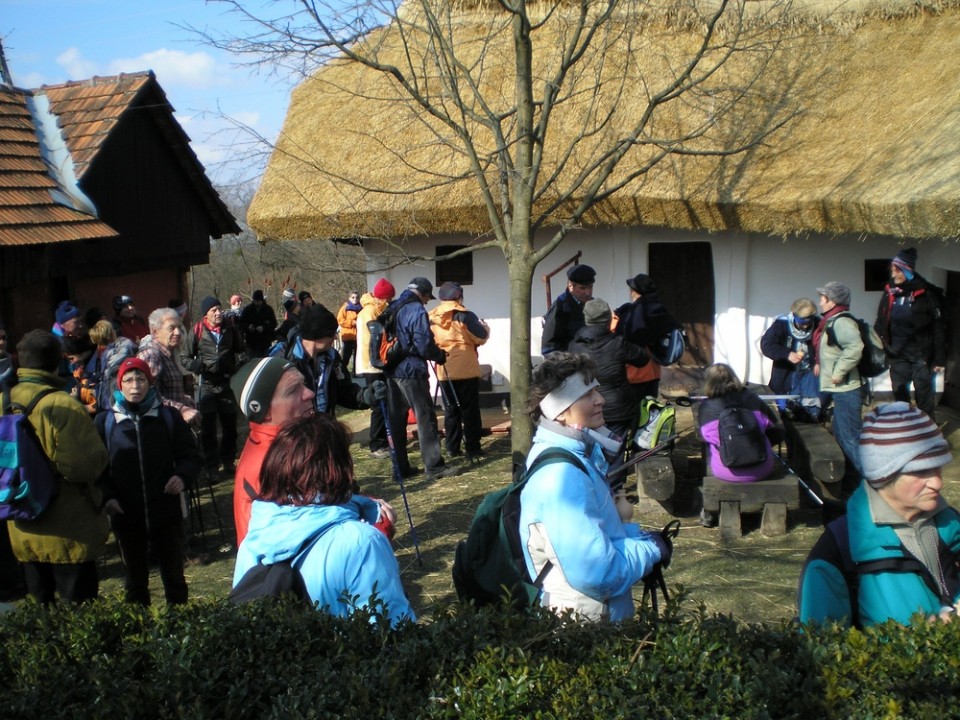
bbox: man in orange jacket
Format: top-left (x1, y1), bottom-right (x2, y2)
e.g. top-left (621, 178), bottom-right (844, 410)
top-left (429, 282), bottom-right (489, 462)
top-left (230, 357), bottom-right (395, 546)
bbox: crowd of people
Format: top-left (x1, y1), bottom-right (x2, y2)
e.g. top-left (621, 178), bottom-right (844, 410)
top-left (0, 245), bottom-right (953, 630)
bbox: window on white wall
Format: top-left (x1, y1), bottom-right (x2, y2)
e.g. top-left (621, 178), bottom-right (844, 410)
top-left (864, 259), bottom-right (888, 292)
top-left (436, 244), bottom-right (473, 285)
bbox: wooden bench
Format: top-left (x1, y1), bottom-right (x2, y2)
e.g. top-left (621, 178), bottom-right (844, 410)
top-left (781, 418), bottom-right (845, 502)
top-left (701, 472), bottom-right (800, 539)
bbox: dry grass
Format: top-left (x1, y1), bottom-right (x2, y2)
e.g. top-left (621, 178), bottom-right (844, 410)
top-left (96, 402), bottom-right (960, 626)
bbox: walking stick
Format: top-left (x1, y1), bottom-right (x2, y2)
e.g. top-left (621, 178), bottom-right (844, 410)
top-left (772, 450), bottom-right (824, 507)
top-left (379, 395), bottom-right (423, 565)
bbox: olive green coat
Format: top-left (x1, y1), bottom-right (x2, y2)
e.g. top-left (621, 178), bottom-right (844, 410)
top-left (7, 369), bottom-right (109, 563)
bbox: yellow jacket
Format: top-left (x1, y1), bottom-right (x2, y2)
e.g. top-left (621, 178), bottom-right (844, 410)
top-left (355, 293), bottom-right (390, 376)
top-left (429, 300), bottom-right (489, 381)
top-left (8, 369), bottom-right (109, 564)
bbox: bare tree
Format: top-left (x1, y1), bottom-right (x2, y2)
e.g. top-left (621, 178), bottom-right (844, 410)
top-left (192, 182), bottom-right (366, 314)
top-left (198, 0), bottom-right (805, 455)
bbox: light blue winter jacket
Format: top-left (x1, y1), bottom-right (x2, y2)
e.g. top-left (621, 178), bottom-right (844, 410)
top-left (519, 425), bottom-right (663, 621)
top-left (233, 499), bottom-right (415, 627)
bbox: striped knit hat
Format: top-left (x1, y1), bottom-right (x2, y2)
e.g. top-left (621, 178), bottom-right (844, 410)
top-left (230, 357), bottom-right (295, 423)
top-left (859, 402), bottom-right (952, 487)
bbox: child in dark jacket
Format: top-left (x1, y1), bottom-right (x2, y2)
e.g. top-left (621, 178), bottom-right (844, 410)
top-left (96, 358), bottom-right (201, 605)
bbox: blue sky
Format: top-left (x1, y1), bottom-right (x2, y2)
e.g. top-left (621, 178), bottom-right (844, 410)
top-left (2, 0), bottom-right (297, 186)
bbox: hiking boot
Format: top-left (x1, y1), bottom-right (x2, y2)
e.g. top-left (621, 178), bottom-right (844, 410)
top-left (425, 464), bottom-right (462, 482)
top-left (370, 448), bottom-right (391, 459)
top-left (398, 465), bottom-right (422, 479)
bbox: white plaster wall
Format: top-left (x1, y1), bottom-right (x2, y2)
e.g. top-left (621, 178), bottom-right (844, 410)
top-left (362, 233), bottom-right (959, 394)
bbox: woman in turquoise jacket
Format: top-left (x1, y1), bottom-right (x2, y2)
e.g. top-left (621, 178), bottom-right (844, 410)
top-left (233, 414), bottom-right (414, 627)
top-left (797, 402), bottom-right (958, 627)
top-left (519, 352), bottom-right (669, 622)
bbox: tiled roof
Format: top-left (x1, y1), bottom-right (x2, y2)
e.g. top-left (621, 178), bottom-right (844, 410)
top-left (0, 86), bottom-right (117, 246)
top-left (41, 72), bottom-right (238, 236)
top-left (41, 72), bottom-right (153, 179)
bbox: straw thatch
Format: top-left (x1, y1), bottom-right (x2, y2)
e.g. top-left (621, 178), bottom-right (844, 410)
top-left (249, 0), bottom-right (960, 242)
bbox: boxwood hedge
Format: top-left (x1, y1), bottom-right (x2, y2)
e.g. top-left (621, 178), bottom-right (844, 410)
top-left (2, 592), bottom-right (958, 719)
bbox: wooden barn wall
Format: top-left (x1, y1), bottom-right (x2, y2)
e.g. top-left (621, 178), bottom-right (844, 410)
top-left (72, 101), bottom-right (214, 276)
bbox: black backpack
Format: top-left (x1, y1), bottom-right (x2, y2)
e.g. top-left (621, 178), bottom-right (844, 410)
top-left (452, 448), bottom-right (587, 609)
top-left (717, 403), bottom-right (767, 469)
top-left (825, 312), bottom-right (888, 379)
top-left (229, 529), bottom-right (329, 606)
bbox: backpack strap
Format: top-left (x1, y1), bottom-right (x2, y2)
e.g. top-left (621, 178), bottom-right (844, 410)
top-left (22, 387), bottom-right (59, 417)
top-left (517, 448), bottom-right (590, 589)
top-left (827, 512), bottom-right (959, 627)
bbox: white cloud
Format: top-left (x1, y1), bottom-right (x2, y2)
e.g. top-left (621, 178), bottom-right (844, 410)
top-left (107, 48), bottom-right (230, 90)
top-left (56, 47), bottom-right (98, 79)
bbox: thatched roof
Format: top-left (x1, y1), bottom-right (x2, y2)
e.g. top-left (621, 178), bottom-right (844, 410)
top-left (249, 0), bottom-right (960, 242)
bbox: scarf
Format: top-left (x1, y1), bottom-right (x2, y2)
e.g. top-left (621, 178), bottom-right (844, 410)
top-left (812, 304), bottom-right (849, 355)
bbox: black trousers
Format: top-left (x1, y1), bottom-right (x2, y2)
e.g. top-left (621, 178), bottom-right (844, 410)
top-left (22, 560), bottom-right (98, 604)
top-left (889, 357), bottom-right (937, 420)
top-left (113, 521), bottom-right (188, 606)
top-left (439, 377), bottom-right (483, 456)
top-left (364, 373), bottom-right (389, 452)
top-left (199, 387), bottom-right (238, 470)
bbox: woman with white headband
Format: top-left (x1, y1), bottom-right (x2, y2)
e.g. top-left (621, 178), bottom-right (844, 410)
top-left (518, 352), bottom-right (671, 621)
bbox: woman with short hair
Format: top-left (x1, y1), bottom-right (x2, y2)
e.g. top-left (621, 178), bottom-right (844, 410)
top-left (233, 414), bottom-right (415, 627)
top-left (518, 352), bottom-right (669, 622)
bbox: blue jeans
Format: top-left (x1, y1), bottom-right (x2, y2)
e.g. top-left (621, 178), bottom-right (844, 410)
top-left (828, 388), bottom-right (863, 495)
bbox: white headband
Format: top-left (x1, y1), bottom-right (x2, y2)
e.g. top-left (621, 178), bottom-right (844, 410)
top-left (539, 374), bottom-right (599, 421)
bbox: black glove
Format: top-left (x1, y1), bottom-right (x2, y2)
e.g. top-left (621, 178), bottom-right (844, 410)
top-left (187, 357), bottom-right (203, 374)
top-left (372, 379), bottom-right (388, 401)
top-left (650, 531), bottom-right (673, 569)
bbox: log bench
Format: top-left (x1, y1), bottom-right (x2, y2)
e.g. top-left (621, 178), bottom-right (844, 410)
top-left (701, 472), bottom-right (800, 539)
top-left (781, 418), bottom-right (845, 502)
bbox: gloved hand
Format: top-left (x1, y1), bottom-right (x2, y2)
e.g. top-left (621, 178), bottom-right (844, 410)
top-left (372, 379), bottom-right (388, 401)
top-left (187, 357), bottom-right (203, 374)
top-left (649, 531), bottom-right (673, 569)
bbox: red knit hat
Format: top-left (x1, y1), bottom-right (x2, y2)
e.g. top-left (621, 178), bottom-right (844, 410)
top-left (372, 278), bottom-right (396, 300)
top-left (117, 357), bottom-right (153, 389)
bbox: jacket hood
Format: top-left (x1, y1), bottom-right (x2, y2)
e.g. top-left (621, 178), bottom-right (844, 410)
top-left (429, 300), bottom-right (462, 330)
top-left (243, 500), bottom-right (362, 564)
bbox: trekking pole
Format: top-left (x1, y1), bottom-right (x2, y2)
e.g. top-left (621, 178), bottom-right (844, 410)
top-left (675, 394), bottom-right (800, 407)
top-left (772, 450), bottom-right (824, 507)
top-left (641, 520), bottom-right (681, 622)
top-left (605, 434), bottom-right (679, 481)
top-left (379, 396), bottom-right (423, 565)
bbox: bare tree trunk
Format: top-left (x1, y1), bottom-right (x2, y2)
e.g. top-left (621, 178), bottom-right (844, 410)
top-left (507, 244), bottom-right (536, 461)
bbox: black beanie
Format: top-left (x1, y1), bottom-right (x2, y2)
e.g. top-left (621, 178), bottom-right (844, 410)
top-left (17, 329), bottom-right (63, 372)
top-left (200, 296), bottom-right (222, 316)
top-left (299, 305), bottom-right (338, 340)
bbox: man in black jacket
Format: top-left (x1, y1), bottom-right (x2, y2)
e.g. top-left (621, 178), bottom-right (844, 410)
top-left (239, 289), bottom-right (277, 359)
top-left (569, 299), bottom-right (650, 481)
top-left (541, 264), bottom-right (595, 355)
top-left (875, 247), bottom-right (946, 421)
top-left (189, 296), bottom-right (244, 476)
top-left (286, 304), bottom-right (367, 417)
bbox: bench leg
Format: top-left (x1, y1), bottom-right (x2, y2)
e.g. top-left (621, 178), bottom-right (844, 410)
top-left (761, 503), bottom-right (788, 536)
top-left (719, 501), bottom-right (741, 540)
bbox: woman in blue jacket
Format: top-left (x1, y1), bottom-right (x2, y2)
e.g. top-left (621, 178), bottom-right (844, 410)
top-left (519, 352), bottom-right (670, 621)
top-left (233, 414), bottom-right (414, 627)
top-left (797, 403), bottom-right (958, 628)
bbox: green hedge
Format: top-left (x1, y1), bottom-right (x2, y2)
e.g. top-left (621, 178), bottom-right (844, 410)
top-left (2, 592), bottom-right (959, 719)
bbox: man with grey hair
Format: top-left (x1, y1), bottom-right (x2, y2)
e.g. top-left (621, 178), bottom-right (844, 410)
top-left (138, 307), bottom-right (198, 425)
top-left (814, 281), bottom-right (864, 498)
